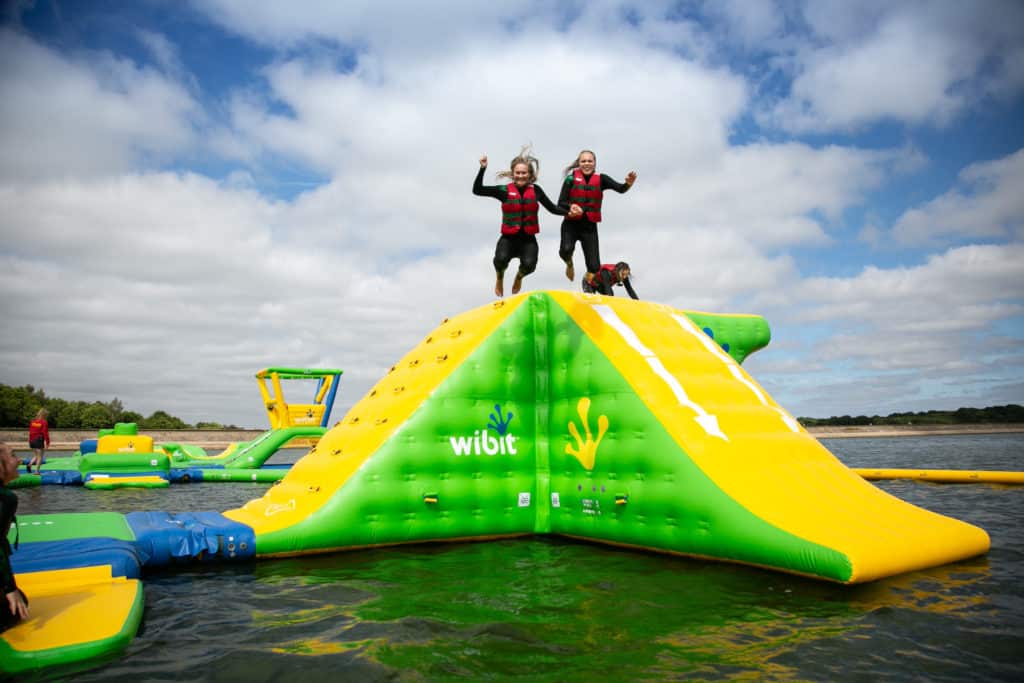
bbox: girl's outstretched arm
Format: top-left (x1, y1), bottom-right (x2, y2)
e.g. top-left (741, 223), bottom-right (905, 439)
top-left (473, 161), bottom-right (505, 200)
top-left (600, 171), bottom-right (637, 193)
top-left (534, 185), bottom-right (568, 216)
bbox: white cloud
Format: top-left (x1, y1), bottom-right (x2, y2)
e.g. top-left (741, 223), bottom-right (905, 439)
top-left (193, 0), bottom-right (545, 54)
top-left (762, 0), bottom-right (1024, 132)
top-left (666, 142), bottom-right (891, 247)
top-left (0, 171), bottom-right (481, 424)
top-left (705, 0), bottom-right (785, 49)
top-left (890, 147), bottom-right (1024, 246)
top-left (135, 28), bottom-right (199, 93)
top-left (797, 243), bottom-right (1024, 327)
top-left (743, 226), bottom-right (1024, 418)
top-left (230, 36), bottom-right (747, 174)
top-left (0, 28), bottom-right (201, 182)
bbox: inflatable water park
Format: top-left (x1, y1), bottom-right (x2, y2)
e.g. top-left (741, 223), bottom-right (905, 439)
top-left (2, 292), bottom-right (1000, 675)
top-left (10, 367), bottom-right (343, 489)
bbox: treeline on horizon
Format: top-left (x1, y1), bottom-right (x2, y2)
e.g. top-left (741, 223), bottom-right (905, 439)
top-left (0, 383), bottom-right (240, 430)
top-left (797, 404), bottom-right (1024, 427)
top-left (2, 382), bottom-right (1021, 431)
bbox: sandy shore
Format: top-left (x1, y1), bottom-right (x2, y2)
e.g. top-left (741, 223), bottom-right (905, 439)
top-left (1, 423), bottom-right (1022, 451)
top-left (806, 423), bottom-right (1024, 439)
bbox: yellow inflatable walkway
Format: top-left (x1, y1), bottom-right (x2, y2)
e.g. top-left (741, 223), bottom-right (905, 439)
top-left (1, 565), bottom-right (144, 675)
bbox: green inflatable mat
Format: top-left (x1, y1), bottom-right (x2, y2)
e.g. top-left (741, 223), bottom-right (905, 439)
top-left (10, 512), bottom-right (136, 544)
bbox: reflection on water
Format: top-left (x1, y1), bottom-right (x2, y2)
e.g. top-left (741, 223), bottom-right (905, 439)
top-left (14, 436), bottom-right (1024, 682)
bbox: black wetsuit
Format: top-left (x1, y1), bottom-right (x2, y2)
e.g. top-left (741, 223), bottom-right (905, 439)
top-left (1, 485), bottom-right (25, 633)
top-left (557, 173), bottom-right (632, 275)
top-left (473, 167), bottom-right (565, 276)
top-left (582, 269), bottom-right (639, 299)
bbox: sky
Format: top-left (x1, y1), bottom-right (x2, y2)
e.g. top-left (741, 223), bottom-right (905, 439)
top-left (1, 0), bottom-right (1022, 428)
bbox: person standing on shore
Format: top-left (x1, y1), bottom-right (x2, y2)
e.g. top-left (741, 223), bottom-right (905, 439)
top-left (557, 149), bottom-right (637, 282)
top-left (1, 442), bottom-right (29, 633)
top-left (27, 408), bottom-right (49, 475)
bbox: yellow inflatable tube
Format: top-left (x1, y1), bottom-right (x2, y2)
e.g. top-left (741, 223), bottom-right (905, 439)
top-left (855, 468), bottom-right (1024, 484)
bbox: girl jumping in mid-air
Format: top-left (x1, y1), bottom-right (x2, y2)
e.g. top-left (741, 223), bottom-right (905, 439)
top-left (473, 147), bottom-right (567, 297)
top-left (558, 149), bottom-right (637, 282)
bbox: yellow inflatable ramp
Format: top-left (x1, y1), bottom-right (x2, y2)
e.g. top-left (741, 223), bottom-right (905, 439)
top-left (226, 291), bottom-right (989, 584)
top-left (0, 565), bottom-right (144, 675)
top-left (548, 292), bottom-right (989, 582)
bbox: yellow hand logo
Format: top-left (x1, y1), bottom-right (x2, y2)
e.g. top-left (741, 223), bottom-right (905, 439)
top-left (565, 397), bottom-right (608, 470)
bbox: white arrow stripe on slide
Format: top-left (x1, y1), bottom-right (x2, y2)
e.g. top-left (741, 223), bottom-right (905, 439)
top-left (773, 408), bottom-right (801, 432)
top-left (593, 304), bottom-right (728, 441)
top-left (671, 313), bottom-right (735, 364)
top-left (671, 313), bottom-right (800, 433)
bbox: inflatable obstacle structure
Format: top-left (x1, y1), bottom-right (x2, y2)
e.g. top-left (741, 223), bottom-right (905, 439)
top-left (256, 367), bottom-right (344, 429)
top-left (13, 424), bottom-right (325, 488)
top-left (226, 291), bottom-right (990, 584)
top-left (160, 425), bottom-right (326, 482)
top-left (3, 510), bottom-right (252, 674)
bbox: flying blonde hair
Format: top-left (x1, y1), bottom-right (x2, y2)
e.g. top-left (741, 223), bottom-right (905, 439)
top-left (496, 144), bottom-right (539, 184)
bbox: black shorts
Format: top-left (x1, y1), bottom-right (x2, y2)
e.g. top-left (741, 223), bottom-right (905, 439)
top-left (493, 232), bottom-right (538, 275)
top-left (29, 437), bottom-right (45, 450)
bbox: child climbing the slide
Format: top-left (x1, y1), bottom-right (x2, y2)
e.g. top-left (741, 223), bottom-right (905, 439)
top-left (557, 149), bottom-right (637, 282)
top-left (473, 147), bottom-right (567, 297)
top-left (582, 261), bottom-right (639, 299)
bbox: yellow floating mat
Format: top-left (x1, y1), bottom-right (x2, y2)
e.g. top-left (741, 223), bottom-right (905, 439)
top-left (0, 565), bottom-right (144, 675)
top-left (854, 468), bottom-right (1024, 484)
top-left (84, 474), bottom-right (169, 489)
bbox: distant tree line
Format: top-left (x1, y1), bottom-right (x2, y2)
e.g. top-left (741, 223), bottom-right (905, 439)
top-left (0, 383), bottom-right (239, 430)
top-left (797, 404), bottom-right (1024, 427)
top-left (3, 381), bottom-right (1020, 431)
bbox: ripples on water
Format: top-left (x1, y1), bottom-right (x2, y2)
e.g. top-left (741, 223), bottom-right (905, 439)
top-left (12, 436), bottom-right (1024, 682)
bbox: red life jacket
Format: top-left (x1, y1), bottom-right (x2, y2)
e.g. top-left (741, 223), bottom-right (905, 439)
top-left (569, 169), bottom-right (603, 222)
top-left (29, 418), bottom-right (48, 442)
top-left (500, 184), bottom-right (539, 235)
top-left (586, 264), bottom-right (619, 286)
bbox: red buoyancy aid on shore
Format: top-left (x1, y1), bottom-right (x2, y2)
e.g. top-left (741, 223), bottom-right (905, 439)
top-left (29, 419), bottom-right (49, 443)
top-left (569, 169), bottom-right (603, 222)
top-left (500, 184), bottom-right (540, 235)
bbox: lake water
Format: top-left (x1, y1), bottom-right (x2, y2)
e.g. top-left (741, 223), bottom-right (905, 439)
top-left (11, 435), bottom-right (1024, 682)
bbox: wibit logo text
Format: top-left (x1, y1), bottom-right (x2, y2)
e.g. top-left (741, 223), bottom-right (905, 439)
top-left (449, 404), bottom-right (518, 456)
top-left (449, 430), bottom-right (518, 456)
